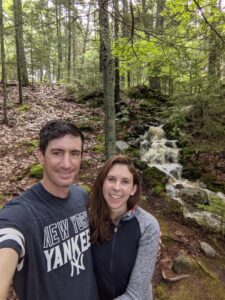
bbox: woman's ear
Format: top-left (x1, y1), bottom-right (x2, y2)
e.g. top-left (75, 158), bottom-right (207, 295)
top-left (130, 184), bottom-right (138, 196)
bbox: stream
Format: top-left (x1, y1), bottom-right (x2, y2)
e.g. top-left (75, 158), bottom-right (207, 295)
top-left (139, 125), bottom-right (225, 233)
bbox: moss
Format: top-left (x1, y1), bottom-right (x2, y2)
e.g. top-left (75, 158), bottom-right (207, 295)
top-left (96, 134), bottom-right (105, 142)
top-left (168, 275), bottom-right (225, 300)
top-left (0, 195), bottom-right (4, 208)
top-left (92, 144), bottom-right (104, 154)
top-left (142, 166), bottom-right (167, 193)
top-left (201, 174), bottom-right (225, 193)
top-left (17, 104), bottom-right (30, 112)
top-left (80, 184), bottom-right (91, 193)
top-left (19, 139), bottom-right (39, 154)
top-left (126, 147), bottom-right (140, 159)
top-left (154, 283), bottom-right (167, 300)
top-left (30, 163), bottom-right (43, 179)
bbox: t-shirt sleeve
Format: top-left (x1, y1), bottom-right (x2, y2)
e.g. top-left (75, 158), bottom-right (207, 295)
top-left (0, 203), bottom-right (26, 270)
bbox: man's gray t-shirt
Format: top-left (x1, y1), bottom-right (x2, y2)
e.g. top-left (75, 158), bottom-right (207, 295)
top-left (0, 183), bottom-right (99, 300)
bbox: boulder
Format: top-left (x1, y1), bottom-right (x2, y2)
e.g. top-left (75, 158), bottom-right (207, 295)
top-left (116, 140), bottom-right (129, 152)
top-left (172, 254), bottom-right (198, 274)
top-left (179, 188), bottom-right (209, 207)
top-left (200, 242), bottom-right (216, 258)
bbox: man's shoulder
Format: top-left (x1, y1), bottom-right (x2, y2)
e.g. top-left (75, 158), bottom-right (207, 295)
top-left (70, 184), bottom-right (88, 196)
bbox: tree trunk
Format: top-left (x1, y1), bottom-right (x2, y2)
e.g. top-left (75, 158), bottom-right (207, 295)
top-left (67, 0), bottom-right (72, 82)
top-left (150, 0), bottom-right (166, 92)
top-left (13, 0), bottom-right (29, 87)
top-left (0, 0), bottom-right (8, 124)
top-left (121, 0), bottom-right (131, 89)
top-left (98, 0), bottom-right (116, 158)
top-left (114, 0), bottom-right (120, 113)
top-left (55, 0), bottom-right (62, 81)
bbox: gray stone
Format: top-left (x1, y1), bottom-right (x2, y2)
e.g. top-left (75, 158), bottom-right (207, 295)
top-left (172, 254), bottom-right (198, 274)
top-left (200, 241), bottom-right (216, 258)
top-left (179, 188), bottom-right (210, 207)
top-left (116, 140), bottom-right (129, 151)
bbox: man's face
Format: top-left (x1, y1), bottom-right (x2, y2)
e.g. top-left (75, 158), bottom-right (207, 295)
top-left (39, 134), bottom-right (82, 197)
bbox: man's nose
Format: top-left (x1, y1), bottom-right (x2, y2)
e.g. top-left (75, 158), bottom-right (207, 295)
top-left (61, 153), bottom-right (71, 168)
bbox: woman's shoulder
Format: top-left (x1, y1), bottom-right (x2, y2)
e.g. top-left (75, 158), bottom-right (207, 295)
top-left (134, 206), bottom-right (160, 233)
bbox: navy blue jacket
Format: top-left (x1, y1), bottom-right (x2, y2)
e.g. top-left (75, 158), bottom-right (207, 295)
top-left (92, 207), bottom-right (160, 300)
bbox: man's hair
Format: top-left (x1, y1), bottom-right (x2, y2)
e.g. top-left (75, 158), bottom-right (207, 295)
top-left (39, 119), bottom-right (84, 154)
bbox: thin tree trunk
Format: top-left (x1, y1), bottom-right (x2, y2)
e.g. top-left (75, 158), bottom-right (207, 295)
top-left (98, 0), bottom-right (116, 158)
top-left (67, 0), bottom-right (72, 82)
top-left (13, 0), bottom-right (29, 87)
top-left (114, 0), bottom-right (120, 113)
top-left (55, 1), bottom-right (62, 81)
top-left (0, 0), bottom-right (8, 124)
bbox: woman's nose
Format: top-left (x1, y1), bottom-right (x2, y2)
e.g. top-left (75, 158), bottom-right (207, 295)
top-left (113, 181), bottom-right (121, 190)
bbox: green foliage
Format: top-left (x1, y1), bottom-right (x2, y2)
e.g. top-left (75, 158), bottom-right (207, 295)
top-left (80, 184), bottom-right (91, 193)
top-left (154, 283), bottom-right (167, 300)
top-left (30, 163), bottom-right (43, 179)
top-left (17, 104), bottom-right (30, 113)
top-left (20, 139), bottom-right (39, 154)
top-left (65, 83), bottom-right (77, 97)
top-left (92, 144), bottom-right (104, 154)
top-left (96, 134), bottom-right (104, 143)
top-left (142, 166), bottom-right (167, 196)
top-left (0, 195), bottom-right (4, 209)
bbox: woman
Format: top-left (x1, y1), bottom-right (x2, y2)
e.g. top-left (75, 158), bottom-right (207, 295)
top-left (89, 155), bottom-right (160, 300)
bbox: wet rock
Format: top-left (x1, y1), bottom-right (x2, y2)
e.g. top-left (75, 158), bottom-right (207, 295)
top-left (200, 242), bottom-right (216, 258)
top-left (179, 188), bottom-right (210, 207)
top-left (116, 140), bottom-right (129, 152)
top-left (172, 254), bottom-right (198, 274)
top-left (134, 124), bottom-right (148, 135)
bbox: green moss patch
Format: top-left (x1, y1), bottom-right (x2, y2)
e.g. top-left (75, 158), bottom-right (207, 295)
top-left (30, 163), bottom-right (43, 179)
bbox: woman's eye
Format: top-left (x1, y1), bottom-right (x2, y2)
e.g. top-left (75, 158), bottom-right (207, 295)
top-left (108, 177), bottom-right (115, 182)
top-left (122, 180), bottom-right (129, 185)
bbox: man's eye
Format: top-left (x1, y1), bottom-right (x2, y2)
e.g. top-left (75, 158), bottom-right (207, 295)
top-left (52, 151), bottom-right (61, 156)
top-left (71, 151), bottom-right (80, 157)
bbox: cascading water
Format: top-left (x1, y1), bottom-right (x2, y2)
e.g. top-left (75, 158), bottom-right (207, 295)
top-left (140, 124), bottom-right (225, 233)
top-left (140, 125), bottom-right (182, 181)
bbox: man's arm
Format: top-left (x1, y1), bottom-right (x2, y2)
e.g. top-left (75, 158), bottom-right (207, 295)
top-left (0, 248), bottom-right (19, 300)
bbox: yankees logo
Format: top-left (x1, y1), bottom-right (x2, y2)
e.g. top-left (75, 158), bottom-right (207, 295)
top-left (70, 252), bottom-right (85, 276)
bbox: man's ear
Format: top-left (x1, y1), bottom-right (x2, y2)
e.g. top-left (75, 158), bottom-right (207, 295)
top-left (37, 150), bottom-right (44, 165)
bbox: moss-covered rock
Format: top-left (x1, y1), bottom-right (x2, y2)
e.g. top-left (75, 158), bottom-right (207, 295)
top-left (201, 174), bottom-right (225, 193)
top-left (30, 163), bottom-right (43, 179)
top-left (142, 166), bottom-right (168, 196)
top-left (172, 254), bottom-right (199, 274)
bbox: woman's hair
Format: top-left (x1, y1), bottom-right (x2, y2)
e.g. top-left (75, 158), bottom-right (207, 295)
top-left (88, 155), bottom-right (142, 243)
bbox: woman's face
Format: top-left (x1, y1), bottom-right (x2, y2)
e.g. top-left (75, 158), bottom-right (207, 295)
top-left (102, 163), bottom-right (137, 218)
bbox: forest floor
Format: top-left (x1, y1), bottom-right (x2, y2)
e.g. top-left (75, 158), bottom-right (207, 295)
top-left (0, 84), bottom-right (225, 300)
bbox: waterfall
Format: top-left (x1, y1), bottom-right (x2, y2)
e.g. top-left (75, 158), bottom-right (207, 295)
top-left (140, 125), bottom-right (182, 180)
top-left (140, 125), bottom-right (225, 234)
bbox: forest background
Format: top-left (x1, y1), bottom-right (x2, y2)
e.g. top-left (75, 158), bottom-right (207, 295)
top-left (0, 0), bottom-right (225, 299)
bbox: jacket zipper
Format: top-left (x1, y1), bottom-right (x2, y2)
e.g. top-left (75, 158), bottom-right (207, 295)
top-left (110, 225), bottom-right (118, 298)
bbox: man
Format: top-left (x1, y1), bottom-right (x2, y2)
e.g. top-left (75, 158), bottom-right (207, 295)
top-left (0, 119), bottom-right (99, 300)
